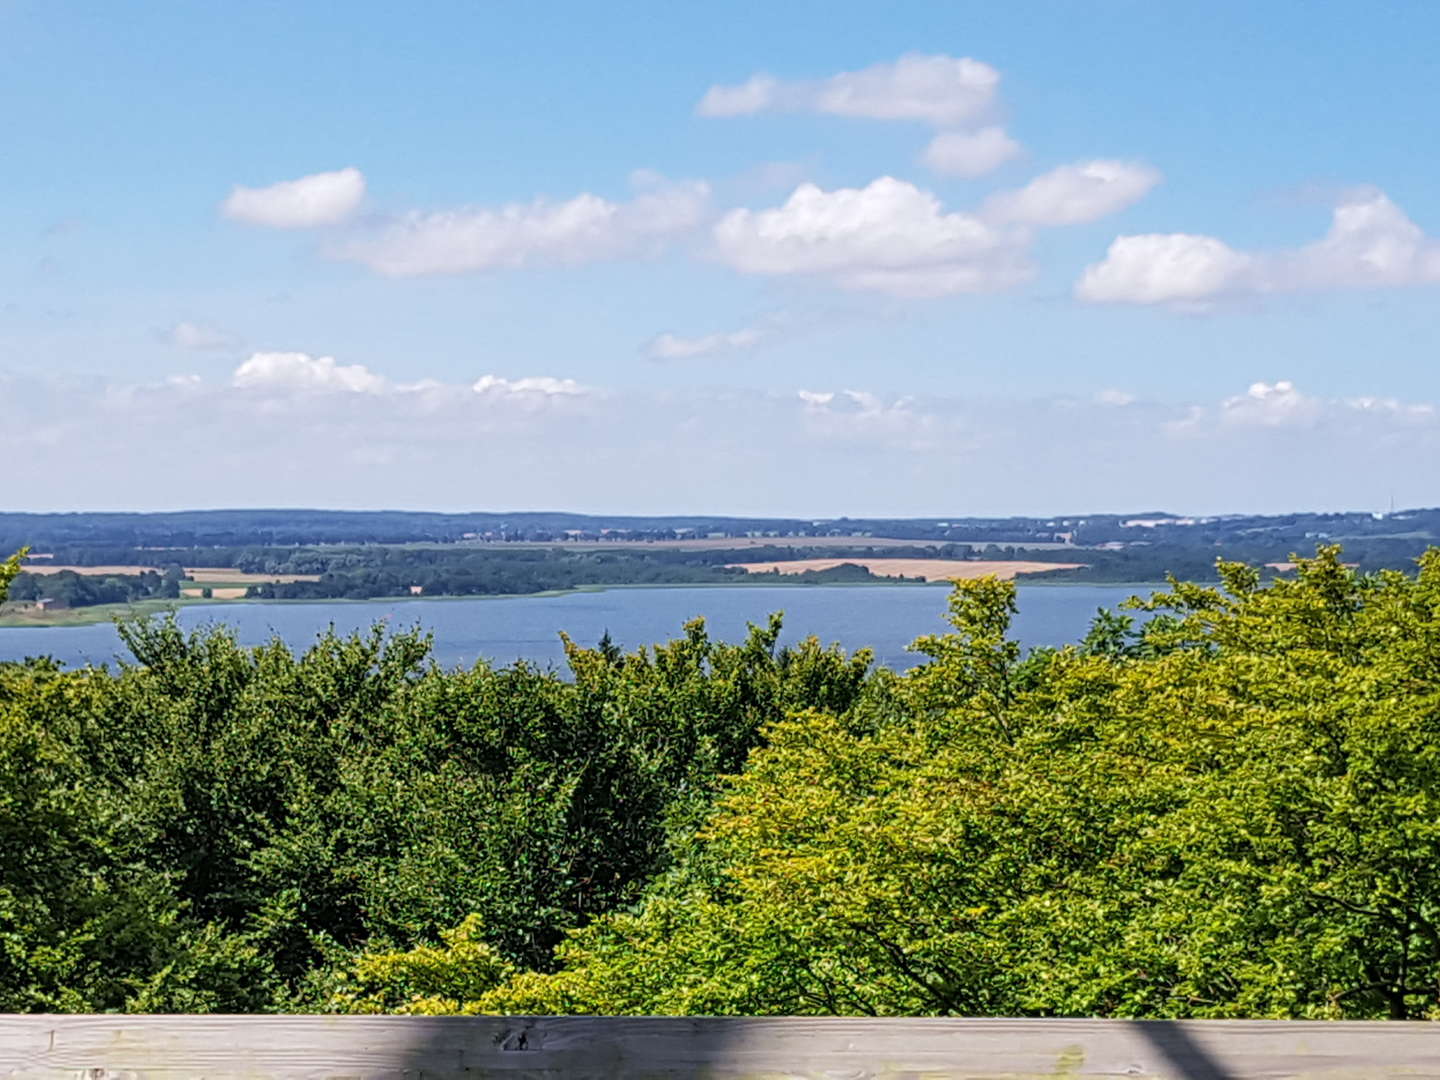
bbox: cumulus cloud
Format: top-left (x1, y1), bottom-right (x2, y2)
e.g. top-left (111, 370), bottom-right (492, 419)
top-left (221, 167), bottom-right (366, 229)
top-left (166, 321), bottom-right (238, 351)
top-left (713, 177), bottom-right (1029, 297)
top-left (336, 176), bottom-right (710, 277)
top-left (697, 54), bottom-right (1000, 126)
top-left (232, 351), bottom-right (388, 394)
top-left (983, 160), bottom-right (1161, 226)
top-left (920, 126), bottom-right (1022, 178)
top-left (1077, 190), bottom-right (1440, 305)
top-left (1076, 233), bottom-right (1253, 304)
top-left (1279, 192), bottom-right (1440, 289)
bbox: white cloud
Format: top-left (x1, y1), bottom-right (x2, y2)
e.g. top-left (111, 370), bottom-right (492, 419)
top-left (983, 160), bottom-right (1160, 226)
top-left (232, 351), bottom-right (388, 394)
top-left (472, 374), bottom-right (587, 397)
top-left (337, 176), bottom-right (709, 277)
top-left (1342, 394), bottom-right (1436, 423)
top-left (697, 75), bottom-right (781, 118)
top-left (1279, 191), bottom-right (1440, 289)
top-left (644, 313), bottom-right (793, 361)
top-left (795, 387), bottom-right (937, 450)
top-left (227, 350), bottom-right (591, 404)
top-left (1075, 233), bottom-right (1254, 304)
top-left (1159, 379), bottom-right (1440, 438)
top-left (221, 167), bottom-right (365, 229)
top-left (1077, 190), bottom-right (1440, 305)
top-left (167, 321), bottom-right (238, 351)
top-left (645, 327), bottom-right (764, 361)
top-left (1218, 380), bottom-right (1323, 428)
top-left (1095, 388), bottom-right (1137, 407)
top-left (920, 126), bottom-right (1022, 178)
top-left (697, 54), bottom-right (1000, 126)
top-left (713, 177), bottom-right (1029, 297)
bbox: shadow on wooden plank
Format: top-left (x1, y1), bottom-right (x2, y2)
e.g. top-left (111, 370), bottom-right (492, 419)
top-left (1130, 1021), bottom-right (1237, 1080)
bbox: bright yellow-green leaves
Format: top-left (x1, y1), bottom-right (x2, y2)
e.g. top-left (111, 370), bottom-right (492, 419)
top-left (0, 606), bottom-right (879, 1013)
top-left (442, 548), bottom-right (1440, 1019)
top-left (328, 915), bottom-right (514, 1014)
top-left (0, 548), bottom-right (26, 603)
top-left (10, 545), bottom-right (1440, 1018)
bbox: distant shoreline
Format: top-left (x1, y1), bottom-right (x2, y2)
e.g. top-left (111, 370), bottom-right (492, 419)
top-left (0, 577), bottom-right (1171, 630)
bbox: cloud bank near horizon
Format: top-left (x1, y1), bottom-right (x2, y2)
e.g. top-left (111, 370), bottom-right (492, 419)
top-left (4, 355), bottom-right (1434, 515)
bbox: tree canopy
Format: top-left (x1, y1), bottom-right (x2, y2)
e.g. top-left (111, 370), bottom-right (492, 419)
top-left (4, 546), bottom-right (1440, 1018)
top-left (336, 547), bottom-right (1440, 1020)
top-left (0, 549), bottom-right (24, 602)
top-left (0, 607), bottom-right (872, 1011)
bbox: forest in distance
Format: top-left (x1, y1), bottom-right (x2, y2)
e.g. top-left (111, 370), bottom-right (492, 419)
top-left (5, 505), bottom-right (1440, 550)
top-left (4, 505), bottom-right (1440, 612)
top-left (4, 543), bottom-right (1440, 1019)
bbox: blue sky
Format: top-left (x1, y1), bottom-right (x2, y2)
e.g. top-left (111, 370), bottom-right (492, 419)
top-left (3, 0), bottom-right (1438, 514)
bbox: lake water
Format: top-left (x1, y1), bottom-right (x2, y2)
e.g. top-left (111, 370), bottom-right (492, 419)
top-left (0, 584), bottom-right (1156, 671)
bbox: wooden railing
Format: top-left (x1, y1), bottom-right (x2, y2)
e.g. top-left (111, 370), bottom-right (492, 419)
top-left (1, 1014), bottom-right (1437, 1078)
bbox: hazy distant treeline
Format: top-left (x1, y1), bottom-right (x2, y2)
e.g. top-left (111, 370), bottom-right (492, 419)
top-left (15, 534), bottom-right (1440, 603)
top-left (6, 505), bottom-right (1437, 555)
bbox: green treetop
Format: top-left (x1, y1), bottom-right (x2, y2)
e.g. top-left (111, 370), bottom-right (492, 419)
top-left (345, 546), bottom-right (1440, 1020)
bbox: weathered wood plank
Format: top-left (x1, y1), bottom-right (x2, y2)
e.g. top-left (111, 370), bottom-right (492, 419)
top-left (0, 1015), bottom-right (1436, 1079)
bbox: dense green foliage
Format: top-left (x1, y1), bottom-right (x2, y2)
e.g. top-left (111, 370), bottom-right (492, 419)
top-left (0, 601), bottom-right (871, 1011)
top-left (6, 568), bottom-right (179, 608)
top-left (238, 545), bottom-right (949, 600)
top-left (337, 548), bottom-right (1440, 1020)
top-left (0, 550), bottom-right (21, 602)
top-left (6, 545), bottom-right (1440, 1019)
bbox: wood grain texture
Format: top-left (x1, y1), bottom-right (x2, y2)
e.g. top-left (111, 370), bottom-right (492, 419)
top-left (0, 1015), bottom-right (1437, 1079)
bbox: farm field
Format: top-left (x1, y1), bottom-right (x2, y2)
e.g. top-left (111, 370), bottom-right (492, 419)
top-left (726, 558), bottom-right (1085, 581)
top-left (186, 568), bottom-right (321, 584)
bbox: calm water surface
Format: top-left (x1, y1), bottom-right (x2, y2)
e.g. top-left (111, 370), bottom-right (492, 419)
top-left (0, 584), bottom-right (1155, 671)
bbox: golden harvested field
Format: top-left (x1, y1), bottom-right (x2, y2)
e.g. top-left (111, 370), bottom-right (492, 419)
top-left (22, 564), bottom-right (319, 583)
top-left (727, 558), bottom-right (1084, 581)
top-left (182, 587), bottom-right (248, 600)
